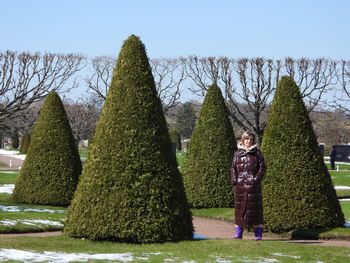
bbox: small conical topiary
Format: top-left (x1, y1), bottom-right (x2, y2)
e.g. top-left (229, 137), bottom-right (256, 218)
top-left (169, 128), bottom-right (181, 151)
top-left (11, 129), bottom-right (19, 149)
top-left (13, 92), bottom-right (82, 206)
top-left (183, 83), bottom-right (237, 208)
top-left (19, 133), bottom-right (31, 154)
top-left (64, 35), bottom-right (193, 243)
top-left (261, 76), bottom-right (344, 233)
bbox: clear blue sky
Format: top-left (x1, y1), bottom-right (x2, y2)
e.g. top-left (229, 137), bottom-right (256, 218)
top-left (1, 0), bottom-right (349, 59)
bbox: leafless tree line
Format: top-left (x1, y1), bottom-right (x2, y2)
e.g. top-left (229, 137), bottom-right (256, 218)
top-left (83, 56), bottom-right (185, 112)
top-left (2, 49), bottom-right (350, 146)
top-left (84, 55), bottom-right (348, 144)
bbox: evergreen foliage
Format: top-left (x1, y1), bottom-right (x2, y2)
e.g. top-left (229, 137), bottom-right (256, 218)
top-left (169, 128), bottom-right (181, 151)
top-left (19, 134), bottom-right (31, 154)
top-left (64, 35), bottom-right (193, 243)
top-left (261, 76), bottom-right (344, 233)
top-left (183, 83), bottom-right (237, 208)
top-left (13, 92), bottom-right (82, 206)
top-left (11, 129), bottom-right (19, 149)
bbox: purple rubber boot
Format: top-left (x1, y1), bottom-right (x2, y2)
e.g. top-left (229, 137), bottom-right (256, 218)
top-left (254, 227), bottom-right (263, 240)
top-left (234, 226), bottom-right (243, 239)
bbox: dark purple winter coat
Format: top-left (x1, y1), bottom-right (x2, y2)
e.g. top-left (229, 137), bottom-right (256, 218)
top-left (231, 144), bottom-right (265, 227)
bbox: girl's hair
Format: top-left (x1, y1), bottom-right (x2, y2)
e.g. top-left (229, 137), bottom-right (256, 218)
top-left (240, 131), bottom-right (256, 144)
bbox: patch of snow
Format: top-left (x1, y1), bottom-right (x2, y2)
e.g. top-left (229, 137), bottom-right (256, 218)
top-left (12, 154), bottom-right (26, 160)
top-left (0, 150), bottom-right (19, 155)
top-left (0, 219), bottom-right (63, 227)
top-left (344, 221), bottom-right (350, 228)
top-left (271, 253), bottom-right (301, 259)
top-left (334, 186), bottom-right (350, 190)
top-left (234, 257), bottom-right (278, 263)
top-left (0, 171), bottom-right (18, 174)
top-left (0, 220), bottom-right (17, 226)
top-left (0, 249), bottom-right (165, 262)
top-left (215, 257), bottom-right (232, 263)
top-left (339, 198), bottom-right (350, 201)
top-left (0, 184), bottom-right (14, 194)
top-left (0, 205), bottom-right (65, 213)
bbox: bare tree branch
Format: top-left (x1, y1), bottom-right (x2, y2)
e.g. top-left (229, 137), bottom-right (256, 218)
top-left (0, 50), bottom-right (85, 125)
top-left (84, 56), bottom-right (184, 112)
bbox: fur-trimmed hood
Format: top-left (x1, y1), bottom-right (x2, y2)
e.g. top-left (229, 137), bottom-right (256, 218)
top-left (237, 143), bottom-right (258, 153)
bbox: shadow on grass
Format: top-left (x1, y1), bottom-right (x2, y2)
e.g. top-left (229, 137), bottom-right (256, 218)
top-left (291, 227), bottom-right (350, 240)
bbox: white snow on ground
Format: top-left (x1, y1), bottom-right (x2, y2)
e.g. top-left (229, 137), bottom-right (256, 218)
top-left (0, 219), bottom-right (63, 227)
top-left (334, 186), bottom-right (350, 190)
top-left (0, 149), bottom-right (26, 160)
top-left (0, 149), bottom-right (19, 155)
top-left (271, 253), bottom-right (301, 259)
top-left (0, 171), bottom-right (17, 174)
top-left (0, 205), bottom-right (64, 213)
top-left (10, 154), bottom-right (26, 160)
top-left (0, 249), bottom-right (163, 262)
top-left (0, 184), bottom-right (14, 194)
top-left (339, 198), bottom-right (350, 201)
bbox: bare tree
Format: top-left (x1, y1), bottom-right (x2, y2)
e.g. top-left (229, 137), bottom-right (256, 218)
top-left (333, 60), bottom-right (350, 114)
top-left (0, 50), bottom-right (85, 125)
top-left (84, 56), bottom-right (184, 112)
top-left (149, 58), bottom-right (185, 112)
top-left (182, 55), bottom-right (340, 145)
top-left (65, 97), bottom-right (100, 146)
top-left (284, 57), bottom-right (338, 112)
top-left (182, 56), bottom-right (280, 144)
top-left (84, 56), bottom-right (114, 102)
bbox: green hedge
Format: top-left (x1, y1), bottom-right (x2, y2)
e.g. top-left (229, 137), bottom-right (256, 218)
top-left (64, 35), bottom-right (193, 243)
top-left (169, 128), bottom-right (181, 151)
top-left (183, 83), bottom-right (237, 208)
top-left (261, 76), bottom-right (344, 233)
top-left (19, 134), bottom-right (31, 154)
top-left (13, 92), bottom-right (82, 206)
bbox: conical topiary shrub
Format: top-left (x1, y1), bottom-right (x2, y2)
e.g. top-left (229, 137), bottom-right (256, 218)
top-left (169, 128), bottom-right (181, 151)
top-left (20, 133), bottom-right (31, 154)
top-left (183, 83), bottom-right (237, 208)
top-left (13, 92), bottom-right (82, 206)
top-left (64, 35), bottom-right (193, 243)
top-left (261, 76), bottom-right (344, 233)
top-left (11, 129), bottom-right (19, 149)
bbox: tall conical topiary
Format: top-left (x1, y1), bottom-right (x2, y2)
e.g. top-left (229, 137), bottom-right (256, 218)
top-left (64, 35), bottom-right (193, 243)
top-left (183, 83), bottom-right (237, 208)
top-left (261, 76), bottom-right (344, 233)
top-left (13, 92), bottom-right (82, 206)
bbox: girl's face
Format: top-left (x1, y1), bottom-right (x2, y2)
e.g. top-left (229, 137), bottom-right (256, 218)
top-left (243, 136), bottom-right (254, 149)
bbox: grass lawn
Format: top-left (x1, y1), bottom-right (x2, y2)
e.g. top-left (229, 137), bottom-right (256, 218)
top-left (0, 156), bottom-right (349, 261)
top-left (325, 162), bottom-right (350, 170)
top-left (0, 236), bottom-right (349, 262)
top-left (0, 171), bottom-right (19, 184)
top-left (78, 147), bottom-right (88, 160)
top-left (330, 170), bottom-right (350, 186)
